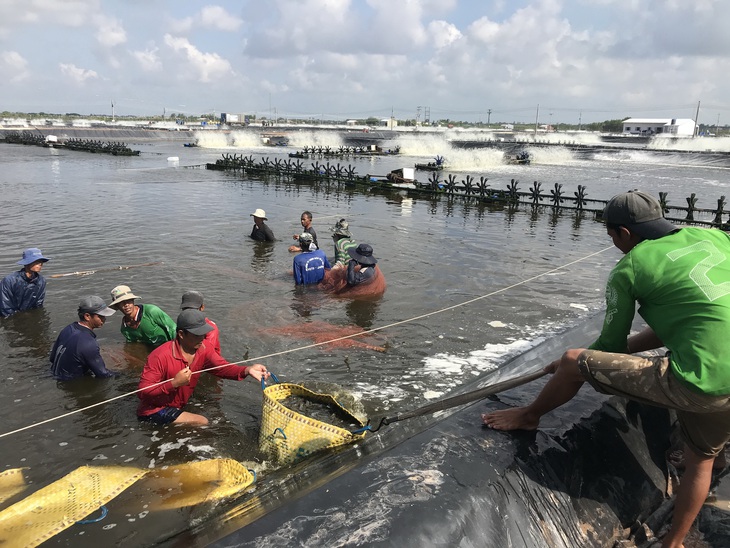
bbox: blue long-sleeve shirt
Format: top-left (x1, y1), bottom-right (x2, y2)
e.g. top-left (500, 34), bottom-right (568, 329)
top-left (50, 322), bottom-right (117, 380)
top-left (0, 269), bottom-right (46, 317)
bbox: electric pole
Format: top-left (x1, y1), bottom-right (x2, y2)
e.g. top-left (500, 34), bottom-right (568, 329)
top-left (487, 109), bottom-right (492, 127)
top-left (693, 100), bottom-right (701, 138)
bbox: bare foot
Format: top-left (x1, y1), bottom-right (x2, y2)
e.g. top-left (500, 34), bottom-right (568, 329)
top-left (482, 408), bottom-right (539, 431)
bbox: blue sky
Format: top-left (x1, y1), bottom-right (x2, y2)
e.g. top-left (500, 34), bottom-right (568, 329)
top-left (1, 0), bottom-right (727, 124)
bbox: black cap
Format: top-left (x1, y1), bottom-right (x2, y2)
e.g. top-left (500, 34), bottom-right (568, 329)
top-left (180, 290), bottom-right (204, 310)
top-left (78, 296), bottom-right (116, 316)
top-left (603, 190), bottom-right (677, 240)
top-left (176, 309), bottom-right (213, 335)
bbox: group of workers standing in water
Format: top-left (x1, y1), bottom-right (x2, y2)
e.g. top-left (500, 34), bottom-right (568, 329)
top-left (248, 208), bottom-right (382, 289)
top-left (0, 247), bottom-right (270, 425)
top-left (0, 208), bottom-right (382, 427)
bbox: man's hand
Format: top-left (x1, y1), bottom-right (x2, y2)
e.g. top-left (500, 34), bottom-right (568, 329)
top-left (172, 366), bottom-right (192, 388)
top-left (246, 363), bottom-right (269, 381)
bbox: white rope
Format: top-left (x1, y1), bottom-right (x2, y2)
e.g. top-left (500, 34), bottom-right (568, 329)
top-left (0, 245), bottom-right (614, 440)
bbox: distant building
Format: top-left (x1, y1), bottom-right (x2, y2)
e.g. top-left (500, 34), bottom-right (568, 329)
top-left (622, 118), bottom-right (697, 136)
top-left (220, 113), bottom-right (239, 124)
top-left (381, 118), bottom-right (398, 129)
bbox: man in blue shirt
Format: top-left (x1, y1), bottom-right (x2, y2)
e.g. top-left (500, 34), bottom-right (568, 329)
top-left (50, 296), bottom-right (118, 381)
top-left (293, 232), bottom-right (330, 285)
top-left (0, 247), bottom-right (51, 318)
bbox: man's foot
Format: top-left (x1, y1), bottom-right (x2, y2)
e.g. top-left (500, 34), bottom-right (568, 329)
top-left (482, 407), bottom-right (539, 431)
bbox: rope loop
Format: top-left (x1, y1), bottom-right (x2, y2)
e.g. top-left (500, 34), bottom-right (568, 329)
top-left (76, 505), bottom-right (108, 524)
top-left (261, 372), bottom-right (281, 391)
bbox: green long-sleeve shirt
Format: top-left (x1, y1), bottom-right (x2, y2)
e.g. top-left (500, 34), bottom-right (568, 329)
top-left (120, 304), bottom-right (176, 347)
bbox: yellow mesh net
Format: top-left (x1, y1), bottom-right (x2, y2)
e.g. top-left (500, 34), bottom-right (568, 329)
top-left (0, 459), bottom-right (255, 548)
top-left (259, 382), bottom-right (366, 466)
top-left (143, 458), bottom-right (255, 511)
top-left (0, 468), bottom-right (28, 506)
top-left (0, 465), bottom-right (146, 548)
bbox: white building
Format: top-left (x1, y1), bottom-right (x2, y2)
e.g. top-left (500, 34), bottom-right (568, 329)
top-left (622, 118), bottom-right (697, 136)
top-left (381, 118), bottom-right (398, 129)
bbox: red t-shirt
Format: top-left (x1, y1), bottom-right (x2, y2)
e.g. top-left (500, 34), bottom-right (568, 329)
top-left (205, 317), bottom-right (221, 355)
top-left (137, 339), bottom-right (247, 416)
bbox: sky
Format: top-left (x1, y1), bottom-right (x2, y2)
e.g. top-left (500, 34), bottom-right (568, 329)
top-left (1, 0), bottom-right (728, 125)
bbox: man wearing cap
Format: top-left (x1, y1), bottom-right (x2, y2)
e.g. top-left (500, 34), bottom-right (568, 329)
top-left (330, 218), bottom-right (357, 268)
top-left (483, 190), bottom-right (730, 548)
top-left (180, 290), bottom-right (221, 355)
top-left (250, 208), bottom-right (275, 242)
top-left (293, 232), bottom-right (331, 285)
top-left (109, 284), bottom-right (177, 347)
top-left (0, 247), bottom-right (51, 318)
top-left (137, 309), bottom-right (269, 426)
top-left (50, 296), bottom-right (118, 381)
top-left (347, 243), bottom-right (378, 286)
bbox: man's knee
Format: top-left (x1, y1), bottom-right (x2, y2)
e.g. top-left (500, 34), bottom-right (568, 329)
top-left (557, 348), bottom-right (588, 380)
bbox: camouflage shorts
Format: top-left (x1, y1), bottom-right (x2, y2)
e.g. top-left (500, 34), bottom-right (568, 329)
top-left (579, 350), bottom-right (730, 457)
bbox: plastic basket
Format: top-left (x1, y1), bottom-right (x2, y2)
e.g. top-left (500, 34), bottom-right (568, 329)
top-left (259, 379), bottom-right (366, 466)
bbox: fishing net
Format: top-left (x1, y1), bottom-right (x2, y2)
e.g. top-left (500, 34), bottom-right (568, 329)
top-left (0, 459), bottom-right (256, 547)
top-left (0, 468), bottom-right (27, 506)
top-left (259, 382), bottom-right (366, 466)
top-left (320, 265), bottom-right (386, 299)
top-left (142, 458), bottom-right (255, 511)
top-left (0, 465), bottom-right (147, 548)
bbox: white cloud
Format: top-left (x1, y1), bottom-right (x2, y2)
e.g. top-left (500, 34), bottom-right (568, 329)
top-left (199, 5), bottom-right (243, 31)
top-left (163, 34), bottom-right (234, 83)
top-left (131, 48), bottom-right (162, 72)
top-left (169, 5), bottom-right (243, 34)
top-left (0, 51), bottom-right (29, 83)
top-left (94, 15), bottom-right (126, 48)
top-left (59, 63), bottom-right (98, 84)
top-left (427, 20), bottom-right (462, 50)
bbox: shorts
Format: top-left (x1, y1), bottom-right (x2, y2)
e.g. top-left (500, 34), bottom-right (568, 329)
top-left (137, 407), bottom-right (183, 425)
top-left (578, 350), bottom-right (730, 457)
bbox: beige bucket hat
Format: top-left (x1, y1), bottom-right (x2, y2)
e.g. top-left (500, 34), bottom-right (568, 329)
top-left (250, 208), bottom-right (267, 220)
top-left (109, 284), bottom-right (140, 308)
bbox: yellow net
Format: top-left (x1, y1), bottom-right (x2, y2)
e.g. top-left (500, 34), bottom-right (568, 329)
top-left (143, 458), bottom-right (255, 511)
top-left (0, 465), bottom-right (146, 548)
top-left (0, 459), bottom-right (255, 547)
top-left (0, 468), bottom-right (27, 506)
top-left (259, 382), bottom-right (366, 466)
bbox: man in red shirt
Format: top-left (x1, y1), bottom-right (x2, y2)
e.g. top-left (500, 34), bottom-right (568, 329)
top-left (180, 290), bottom-right (221, 355)
top-left (137, 309), bottom-right (268, 426)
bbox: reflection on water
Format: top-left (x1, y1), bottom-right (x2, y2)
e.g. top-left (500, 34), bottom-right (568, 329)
top-left (1, 138), bottom-right (728, 545)
top-left (0, 307), bottom-right (53, 362)
top-left (251, 241), bottom-right (275, 272)
top-left (345, 298), bottom-right (380, 328)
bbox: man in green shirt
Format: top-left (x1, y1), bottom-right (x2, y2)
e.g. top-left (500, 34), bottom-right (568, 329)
top-left (483, 190), bottom-right (730, 548)
top-left (109, 284), bottom-right (176, 347)
top-left (330, 218), bottom-right (357, 268)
